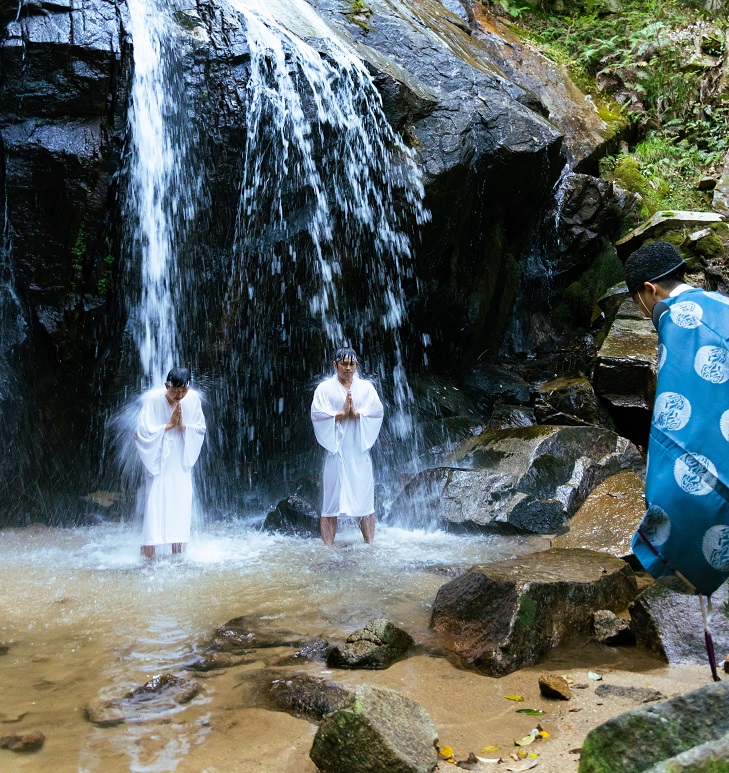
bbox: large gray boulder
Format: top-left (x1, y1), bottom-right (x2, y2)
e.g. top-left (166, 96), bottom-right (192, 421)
top-left (430, 548), bottom-right (638, 676)
top-left (309, 685), bottom-right (438, 773)
top-left (393, 425), bottom-right (644, 533)
top-left (629, 583), bottom-right (729, 665)
top-left (578, 681), bottom-right (729, 773)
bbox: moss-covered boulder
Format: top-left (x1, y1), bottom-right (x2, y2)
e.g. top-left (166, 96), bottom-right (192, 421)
top-left (430, 548), bottom-right (638, 676)
top-left (309, 686), bottom-right (438, 773)
top-left (578, 681), bottom-right (729, 773)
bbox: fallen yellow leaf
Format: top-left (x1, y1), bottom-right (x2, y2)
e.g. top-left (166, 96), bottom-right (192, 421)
top-left (514, 736), bottom-right (534, 746)
top-left (539, 730), bottom-right (550, 738)
top-left (504, 695), bottom-right (524, 702)
top-left (439, 746), bottom-right (454, 758)
top-left (481, 745), bottom-right (500, 753)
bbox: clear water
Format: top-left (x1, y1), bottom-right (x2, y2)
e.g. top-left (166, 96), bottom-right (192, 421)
top-left (0, 522), bottom-right (547, 771)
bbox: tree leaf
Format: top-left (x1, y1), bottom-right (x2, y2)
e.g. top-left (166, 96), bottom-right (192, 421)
top-left (514, 735), bottom-right (535, 746)
top-left (587, 671), bottom-right (602, 681)
top-left (515, 709), bottom-right (544, 715)
top-left (504, 695), bottom-right (525, 701)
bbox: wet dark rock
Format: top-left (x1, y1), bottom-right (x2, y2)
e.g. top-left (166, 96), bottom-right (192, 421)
top-left (538, 673), bottom-right (571, 700)
top-left (210, 615), bottom-right (306, 653)
top-left (534, 376), bottom-right (612, 428)
top-left (253, 671), bottom-right (353, 721)
top-left (186, 651), bottom-right (248, 672)
top-left (310, 685), bottom-right (438, 773)
top-left (552, 174), bottom-right (639, 272)
top-left (594, 683), bottom-right (665, 703)
top-left (293, 638), bottom-right (330, 663)
top-left (629, 584), bottom-right (729, 665)
top-left (578, 681), bottom-right (729, 773)
top-left (0, 730), bottom-right (45, 752)
top-left (593, 300), bottom-right (657, 445)
top-left (597, 282), bottom-right (631, 323)
top-left (552, 471), bottom-right (646, 558)
top-left (394, 426), bottom-right (644, 534)
top-left (463, 363), bottom-right (531, 409)
top-left (484, 403), bottom-right (536, 432)
top-left (0, 643), bottom-right (9, 656)
top-left (430, 548), bottom-right (638, 677)
top-left (263, 494), bottom-right (320, 537)
top-left (85, 674), bottom-right (200, 727)
top-left (327, 618), bottom-right (414, 670)
top-left (410, 373), bottom-right (480, 420)
top-left (593, 609), bottom-right (636, 646)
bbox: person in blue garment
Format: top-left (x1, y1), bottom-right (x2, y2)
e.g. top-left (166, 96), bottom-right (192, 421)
top-left (625, 241), bottom-right (729, 679)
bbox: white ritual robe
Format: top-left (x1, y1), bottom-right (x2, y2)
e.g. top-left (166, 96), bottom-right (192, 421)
top-left (311, 374), bottom-right (384, 518)
top-left (134, 387), bottom-right (206, 545)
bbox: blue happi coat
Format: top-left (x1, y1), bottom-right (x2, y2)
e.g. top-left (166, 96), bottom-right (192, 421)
top-left (632, 287), bottom-right (729, 596)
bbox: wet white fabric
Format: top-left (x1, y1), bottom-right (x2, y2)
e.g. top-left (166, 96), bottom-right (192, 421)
top-left (311, 374), bottom-right (384, 518)
top-left (135, 387), bottom-right (206, 545)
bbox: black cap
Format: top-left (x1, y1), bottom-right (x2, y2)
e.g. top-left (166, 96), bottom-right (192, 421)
top-left (624, 241), bottom-right (686, 296)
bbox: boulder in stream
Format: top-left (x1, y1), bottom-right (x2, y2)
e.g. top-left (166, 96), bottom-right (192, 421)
top-left (327, 619), bottom-right (414, 670)
top-left (0, 730), bottom-right (45, 752)
top-left (534, 376), bottom-right (612, 428)
top-left (252, 671), bottom-right (354, 721)
top-left (263, 493), bottom-right (321, 537)
top-left (85, 674), bottom-right (200, 727)
top-left (629, 583), bottom-right (729, 664)
top-left (578, 680), bottom-right (729, 773)
top-left (393, 425), bottom-right (644, 533)
top-left (430, 548), bottom-right (638, 676)
top-left (309, 685), bottom-right (438, 773)
top-left (209, 615), bottom-right (306, 653)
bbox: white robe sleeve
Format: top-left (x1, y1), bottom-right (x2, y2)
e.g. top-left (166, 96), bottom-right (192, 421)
top-left (311, 380), bottom-right (344, 454)
top-left (181, 391), bottom-right (206, 471)
top-left (357, 382), bottom-right (384, 451)
top-left (134, 394), bottom-right (170, 477)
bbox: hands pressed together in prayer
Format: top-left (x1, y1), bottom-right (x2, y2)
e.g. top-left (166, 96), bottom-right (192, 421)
top-left (336, 390), bottom-right (360, 421)
top-left (166, 402), bottom-right (186, 431)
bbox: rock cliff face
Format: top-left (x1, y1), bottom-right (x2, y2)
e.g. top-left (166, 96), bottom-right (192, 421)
top-left (0, 0), bottom-right (631, 516)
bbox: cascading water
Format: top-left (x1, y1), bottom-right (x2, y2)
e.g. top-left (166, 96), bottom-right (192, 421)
top-left (211, 0), bottom-right (429, 498)
top-left (123, 0), bottom-right (201, 386)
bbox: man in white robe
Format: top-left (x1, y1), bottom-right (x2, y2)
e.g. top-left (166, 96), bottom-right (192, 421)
top-left (135, 367), bottom-right (206, 558)
top-left (311, 348), bottom-right (384, 545)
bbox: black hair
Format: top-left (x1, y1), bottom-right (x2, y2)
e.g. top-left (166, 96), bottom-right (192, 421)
top-left (333, 347), bottom-right (358, 363)
top-left (624, 241), bottom-right (686, 296)
top-left (166, 367), bottom-right (190, 387)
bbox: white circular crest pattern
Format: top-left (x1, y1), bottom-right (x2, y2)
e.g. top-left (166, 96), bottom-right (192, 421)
top-left (674, 453), bottom-right (717, 496)
top-left (639, 505), bottom-right (671, 546)
top-left (694, 346), bottom-right (729, 384)
top-left (657, 344), bottom-right (667, 371)
top-left (702, 526), bottom-right (729, 572)
top-left (670, 301), bottom-right (703, 329)
top-left (721, 410), bottom-right (729, 442)
top-left (653, 392), bottom-right (691, 431)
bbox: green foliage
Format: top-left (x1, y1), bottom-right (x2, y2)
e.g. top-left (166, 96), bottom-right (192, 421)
top-left (343, 0), bottom-right (373, 31)
top-left (497, 0), bottom-right (728, 213)
top-left (71, 226), bottom-right (86, 272)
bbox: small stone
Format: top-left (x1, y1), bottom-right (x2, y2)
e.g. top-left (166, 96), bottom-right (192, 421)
top-left (594, 684), bottom-right (665, 703)
top-left (0, 730), bottom-right (45, 752)
top-left (593, 609), bottom-right (637, 645)
top-left (723, 655), bottom-right (729, 674)
top-left (327, 619), bottom-right (413, 670)
top-left (538, 672), bottom-right (572, 700)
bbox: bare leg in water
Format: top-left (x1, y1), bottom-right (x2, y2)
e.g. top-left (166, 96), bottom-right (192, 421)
top-left (141, 545), bottom-right (155, 559)
top-left (320, 516), bottom-right (338, 546)
top-left (172, 543), bottom-right (185, 554)
top-left (359, 514), bottom-right (375, 544)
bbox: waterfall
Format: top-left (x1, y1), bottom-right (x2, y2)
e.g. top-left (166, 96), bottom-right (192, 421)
top-left (123, 0), bottom-right (201, 386)
top-left (120, 0), bottom-right (428, 507)
top-left (216, 0), bottom-right (429, 492)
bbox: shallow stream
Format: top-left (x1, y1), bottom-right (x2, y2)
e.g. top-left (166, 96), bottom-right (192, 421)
top-left (0, 521), bottom-right (550, 771)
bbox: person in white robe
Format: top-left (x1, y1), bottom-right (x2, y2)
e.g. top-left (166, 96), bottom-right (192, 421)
top-left (311, 348), bottom-right (384, 545)
top-left (135, 367), bottom-right (206, 559)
